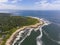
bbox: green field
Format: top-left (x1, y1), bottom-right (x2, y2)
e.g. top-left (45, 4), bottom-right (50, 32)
top-left (0, 15), bottom-right (39, 45)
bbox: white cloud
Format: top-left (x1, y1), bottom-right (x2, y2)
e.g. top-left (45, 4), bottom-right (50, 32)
top-left (11, 0), bottom-right (22, 3)
top-left (0, 0), bottom-right (8, 2)
top-left (0, 3), bottom-right (23, 10)
top-left (0, 0), bottom-right (22, 3)
top-left (11, 0), bottom-right (18, 3)
top-left (53, 0), bottom-right (60, 4)
top-left (0, 0), bottom-right (60, 10)
top-left (34, 0), bottom-right (60, 10)
top-left (0, 0), bottom-right (23, 10)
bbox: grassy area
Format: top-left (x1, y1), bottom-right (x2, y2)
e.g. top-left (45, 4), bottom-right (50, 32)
top-left (0, 15), bottom-right (39, 45)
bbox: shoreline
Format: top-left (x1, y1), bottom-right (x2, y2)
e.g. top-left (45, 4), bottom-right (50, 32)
top-left (5, 17), bottom-right (44, 45)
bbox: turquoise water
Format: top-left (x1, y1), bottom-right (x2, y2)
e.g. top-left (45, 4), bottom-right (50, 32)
top-left (12, 10), bottom-right (60, 45)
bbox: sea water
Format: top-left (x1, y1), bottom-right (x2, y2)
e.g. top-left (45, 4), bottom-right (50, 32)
top-left (12, 10), bottom-right (60, 45)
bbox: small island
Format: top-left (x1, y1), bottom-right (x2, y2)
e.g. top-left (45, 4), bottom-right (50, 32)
top-left (0, 13), bottom-right (44, 45)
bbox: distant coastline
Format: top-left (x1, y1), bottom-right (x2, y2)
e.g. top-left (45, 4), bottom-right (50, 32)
top-left (5, 17), bottom-right (44, 45)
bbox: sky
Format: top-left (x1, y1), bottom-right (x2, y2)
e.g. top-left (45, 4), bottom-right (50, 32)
top-left (0, 0), bottom-right (60, 10)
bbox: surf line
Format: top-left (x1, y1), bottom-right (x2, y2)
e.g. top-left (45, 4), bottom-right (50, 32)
top-left (12, 17), bottom-right (50, 45)
top-left (41, 19), bottom-right (60, 44)
top-left (36, 18), bottom-right (50, 45)
top-left (12, 28), bottom-right (34, 45)
top-left (18, 28), bottom-right (34, 45)
top-left (42, 18), bottom-right (60, 44)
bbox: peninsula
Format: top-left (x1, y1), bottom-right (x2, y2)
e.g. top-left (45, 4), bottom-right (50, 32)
top-left (0, 14), bottom-right (44, 45)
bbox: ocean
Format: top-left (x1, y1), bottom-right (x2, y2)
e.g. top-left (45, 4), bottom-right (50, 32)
top-left (12, 10), bottom-right (60, 45)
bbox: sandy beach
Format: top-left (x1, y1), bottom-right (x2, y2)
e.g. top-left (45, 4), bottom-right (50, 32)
top-left (5, 17), bottom-right (44, 45)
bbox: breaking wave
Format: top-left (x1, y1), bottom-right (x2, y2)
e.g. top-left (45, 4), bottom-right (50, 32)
top-left (12, 18), bottom-right (51, 45)
top-left (12, 28), bottom-right (34, 45)
top-left (36, 18), bottom-right (50, 45)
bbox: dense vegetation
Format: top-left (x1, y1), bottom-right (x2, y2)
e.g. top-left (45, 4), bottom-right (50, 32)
top-left (0, 14), bottom-right (39, 45)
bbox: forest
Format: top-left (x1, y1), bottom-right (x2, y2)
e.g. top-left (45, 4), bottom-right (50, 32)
top-left (0, 13), bottom-right (39, 45)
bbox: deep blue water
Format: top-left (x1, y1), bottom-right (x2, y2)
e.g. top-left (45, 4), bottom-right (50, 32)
top-left (12, 10), bottom-right (60, 45)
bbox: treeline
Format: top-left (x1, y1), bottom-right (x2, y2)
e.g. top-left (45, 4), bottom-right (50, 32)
top-left (0, 14), bottom-right (39, 45)
top-left (0, 16), bottom-right (39, 33)
top-left (0, 16), bottom-right (38, 35)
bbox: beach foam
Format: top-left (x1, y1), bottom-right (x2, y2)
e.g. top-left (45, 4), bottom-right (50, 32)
top-left (12, 17), bottom-right (50, 45)
top-left (36, 18), bottom-right (50, 45)
top-left (12, 28), bottom-right (33, 45)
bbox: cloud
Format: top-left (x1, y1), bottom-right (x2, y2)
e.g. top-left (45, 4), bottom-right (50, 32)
top-left (0, 0), bottom-right (60, 10)
top-left (0, 0), bottom-right (22, 3)
top-left (0, 0), bottom-right (23, 10)
top-left (11, 0), bottom-right (22, 3)
top-left (0, 0), bottom-right (8, 2)
top-left (34, 0), bottom-right (60, 10)
top-left (53, 0), bottom-right (60, 4)
top-left (0, 3), bottom-right (23, 10)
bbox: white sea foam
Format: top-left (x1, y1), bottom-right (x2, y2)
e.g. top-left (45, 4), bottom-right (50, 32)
top-left (41, 18), bottom-right (60, 44)
top-left (18, 28), bottom-right (33, 45)
top-left (12, 31), bottom-right (24, 45)
top-left (37, 40), bottom-right (43, 45)
top-left (12, 28), bottom-right (33, 45)
top-left (36, 27), bottom-right (43, 45)
top-left (29, 17), bottom-right (50, 45)
top-left (40, 18), bottom-right (51, 25)
top-left (57, 41), bottom-right (60, 44)
top-left (12, 17), bottom-right (60, 45)
top-left (36, 18), bottom-right (50, 45)
top-left (12, 17), bottom-right (50, 45)
top-left (34, 26), bottom-right (40, 32)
